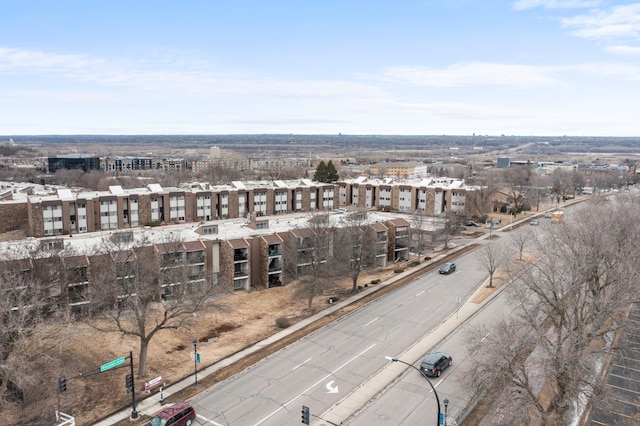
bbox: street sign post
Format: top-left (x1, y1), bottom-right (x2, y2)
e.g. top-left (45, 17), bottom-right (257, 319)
top-left (100, 356), bottom-right (125, 372)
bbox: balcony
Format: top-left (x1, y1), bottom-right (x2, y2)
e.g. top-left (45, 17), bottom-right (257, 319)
top-left (268, 258), bottom-right (282, 273)
top-left (268, 245), bottom-right (282, 257)
top-left (234, 251), bottom-right (248, 262)
top-left (186, 253), bottom-right (205, 264)
top-left (268, 274), bottom-right (283, 288)
top-left (234, 266), bottom-right (248, 278)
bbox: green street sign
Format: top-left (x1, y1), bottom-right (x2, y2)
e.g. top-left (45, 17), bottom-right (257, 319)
top-left (100, 356), bottom-right (126, 372)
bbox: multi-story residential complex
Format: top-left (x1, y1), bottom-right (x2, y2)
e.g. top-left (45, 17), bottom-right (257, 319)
top-left (336, 176), bottom-right (466, 216)
top-left (48, 155), bottom-right (189, 174)
top-left (0, 177), bottom-right (468, 237)
top-left (0, 210), bottom-right (411, 315)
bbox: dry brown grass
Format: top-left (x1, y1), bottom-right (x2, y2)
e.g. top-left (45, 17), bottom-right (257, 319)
top-left (59, 268), bottom-right (405, 425)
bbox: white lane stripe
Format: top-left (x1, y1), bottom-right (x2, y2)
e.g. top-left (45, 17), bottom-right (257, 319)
top-left (253, 343), bottom-right (377, 426)
top-left (292, 358), bottom-right (312, 370)
top-left (197, 413), bottom-right (225, 425)
top-left (416, 290), bottom-right (425, 296)
top-left (364, 317), bottom-right (379, 327)
top-left (424, 378), bottom-right (444, 394)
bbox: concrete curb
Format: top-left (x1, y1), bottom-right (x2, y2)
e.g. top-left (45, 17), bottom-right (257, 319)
top-left (313, 260), bottom-right (509, 425)
top-left (94, 243), bottom-right (475, 425)
top-left (95, 217), bottom-right (534, 425)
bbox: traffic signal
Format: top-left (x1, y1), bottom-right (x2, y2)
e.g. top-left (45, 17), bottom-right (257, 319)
top-left (58, 376), bottom-right (67, 393)
top-left (125, 373), bottom-right (133, 393)
top-left (301, 405), bottom-right (310, 425)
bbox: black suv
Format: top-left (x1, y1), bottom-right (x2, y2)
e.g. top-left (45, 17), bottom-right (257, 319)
top-left (420, 352), bottom-right (453, 377)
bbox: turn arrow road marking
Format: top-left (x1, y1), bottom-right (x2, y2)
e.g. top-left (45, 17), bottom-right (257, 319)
top-left (326, 380), bottom-right (339, 393)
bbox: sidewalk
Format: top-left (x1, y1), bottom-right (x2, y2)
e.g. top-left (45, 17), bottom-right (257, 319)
top-left (312, 261), bottom-right (506, 426)
top-left (94, 216), bottom-right (528, 425)
top-left (94, 241), bottom-right (480, 425)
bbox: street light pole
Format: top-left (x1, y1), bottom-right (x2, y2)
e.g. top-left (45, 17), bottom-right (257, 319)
top-left (443, 398), bottom-right (449, 425)
top-left (386, 356), bottom-right (442, 426)
top-left (192, 340), bottom-right (198, 387)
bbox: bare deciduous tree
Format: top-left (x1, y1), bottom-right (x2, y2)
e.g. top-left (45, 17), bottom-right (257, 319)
top-left (503, 165), bottom-right (533, 215)
top-left (463, 198), bottom-right (640, 425)
top-left (511, 227), bottom-right (533, 262)
top-left (465, 170), bottom-right (500, 219)
top-left (283, 212), bottom-right (337, 311)
top-left (411, 209), bottom-right (430, 260)
top-left (0, 241), bottom-right (72, 412)
top-left (89, 232), bottom-right (223, 377)
top-left (436, 211), bottom-right (463, 250)
top-left (338, 210), bottom-right (375, 292)
top-left (478, 241), bottom-right (505, 288)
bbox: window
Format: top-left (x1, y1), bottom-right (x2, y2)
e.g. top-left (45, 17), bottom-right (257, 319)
top-left (203, 226), bottom-right (217, 235)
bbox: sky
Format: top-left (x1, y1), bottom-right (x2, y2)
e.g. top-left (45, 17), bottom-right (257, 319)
top-left (1, 1), bottom-right (639, 137)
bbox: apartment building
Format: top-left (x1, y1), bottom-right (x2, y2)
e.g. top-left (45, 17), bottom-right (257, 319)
top-left (0, 210), bottom-right (406, 314)
top-left (2, 176), bottom-right (469, 238)
top-left (337, 177), bottom-right (467, 216)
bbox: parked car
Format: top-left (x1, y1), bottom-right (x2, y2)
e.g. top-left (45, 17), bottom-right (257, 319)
top-left (530, 219), bottom-right (540, 226)
top-left (544, 212), bottom-right (552, 219)
top-left (148, 402), bottom-right (196, 426)
top-left (420, 352), bottom-right (453, 377)
top-left (464, 218), bottom-right (475, 226)
top-left (439, 262), bottom-right (456, 274)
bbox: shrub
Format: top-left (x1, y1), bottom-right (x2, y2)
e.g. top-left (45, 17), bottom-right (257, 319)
top-left (424, 256), bottom-right (431, 261)
top-left (371, 279), bottom-right (381, 284)
top-left (394, 267), bottom-right (404, 273)
top-left (409, 260), bottom-right (420, 267)
top-left (275, 317), bottom-right (291, 329)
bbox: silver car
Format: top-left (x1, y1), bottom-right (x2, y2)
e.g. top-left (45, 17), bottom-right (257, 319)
top-left (439, 262), bottom-right (456, 274)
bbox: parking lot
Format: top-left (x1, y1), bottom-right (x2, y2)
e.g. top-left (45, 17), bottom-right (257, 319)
top-left (589, 304), bottom-right (640, 425)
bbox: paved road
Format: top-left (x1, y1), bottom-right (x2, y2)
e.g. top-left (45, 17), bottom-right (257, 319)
top-left (344, 272), bottom-right (512, 425)
top-left (189, 250), bottom-right (491, 425)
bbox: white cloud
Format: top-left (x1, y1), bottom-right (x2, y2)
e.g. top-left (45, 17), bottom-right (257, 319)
top-left (378, 62), bottom-right (560, 88)
top-left (605, 44), bottom-right (640, 55)
top-left (0, 46), bottom-right (384, 100)
top-left (512, 0), bottom-right (601, 10)
top-left (560, 62), bottom-right (640, 80)
top-left (561, 4), bottom-right (640, 42)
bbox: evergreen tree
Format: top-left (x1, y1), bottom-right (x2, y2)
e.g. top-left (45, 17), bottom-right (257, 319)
top-left (326, 160), bottom-right (339, 182)
top-left (314, 161), bottom-right (328, 182)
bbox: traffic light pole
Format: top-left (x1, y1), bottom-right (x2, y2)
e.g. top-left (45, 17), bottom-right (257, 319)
top-left (302, 405), bottom-right (340, 426)
top-left (60, 352), bottom-right (139, 419)
top-left (129, 351), bottom-right (138, 419)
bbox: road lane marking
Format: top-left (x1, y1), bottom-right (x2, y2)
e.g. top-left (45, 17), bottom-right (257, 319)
top-left (292, 358), bottom-right (312, 370)
top-left (480, 332), bottom-right (491, 343)
top-left (364, 317), bottom-right (379, 327)
top-left (326, 380), bottom-right (339, 393)
top-left (416, 290), bottom-right (425, 296)
top-left (254, 343), bottom-right (377, 425)
top-left (197, 414), bottom-right (225, 425)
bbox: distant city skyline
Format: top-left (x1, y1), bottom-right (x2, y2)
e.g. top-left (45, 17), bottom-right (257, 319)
top-left (1, 1), bottom-right (639, 137)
